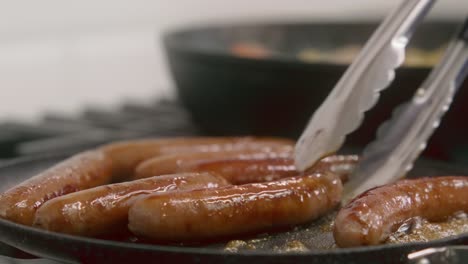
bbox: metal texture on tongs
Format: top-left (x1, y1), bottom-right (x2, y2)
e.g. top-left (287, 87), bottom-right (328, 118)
top-left (344, 20), bottom-right (468, 201)
top-left (407, 246), bottom-right (468, 264)
top-left (294, 0), bottom-right (468, 200)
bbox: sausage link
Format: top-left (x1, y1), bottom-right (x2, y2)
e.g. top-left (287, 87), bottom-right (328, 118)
top-left (0, 151), bottom-right (113, 225)
top-left (181, 155), bottom-right (358, 184)
top-left (311, 155), bottom-right (359, 183)
top-left (134, 148), bottom-right (292, 179)
top-left (333, 176), bottom-right (468, 247)
top-left (179, 158), bottom-right (297, 184)
top-left (101, 137), bottom-right (293, 181)
top-left (128, 172), bottom-right (342, 242)
top-left (0, 137), bottom-right (292, 226)
top-left (33, 173), bottom-right (229, 236)
top-left (136, 154), bottom-right (357, 184)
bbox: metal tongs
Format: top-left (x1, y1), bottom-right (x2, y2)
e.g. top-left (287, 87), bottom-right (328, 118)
top-left (295, 0), bottom-right (468, 201)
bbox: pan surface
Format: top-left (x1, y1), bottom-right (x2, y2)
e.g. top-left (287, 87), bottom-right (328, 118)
top-left (0, 154), bottom-right (467, 264)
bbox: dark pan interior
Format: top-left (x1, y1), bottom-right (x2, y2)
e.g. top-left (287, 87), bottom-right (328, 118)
top-left (0, 154), bottom-right (467, 264)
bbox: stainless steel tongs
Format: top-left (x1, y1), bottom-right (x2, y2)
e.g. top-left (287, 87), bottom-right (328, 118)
top-left (294, 0), bottom-right (468, 201)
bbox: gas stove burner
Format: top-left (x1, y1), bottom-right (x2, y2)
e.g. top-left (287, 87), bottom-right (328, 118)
top-left (0, 98), bottom-right (200, 163)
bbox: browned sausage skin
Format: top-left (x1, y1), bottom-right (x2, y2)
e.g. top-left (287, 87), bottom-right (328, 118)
top-left (135, 151), bottom-right (292, 182)
top-left (333, 176), bottom-right (468, 247)
top-left (312, 155), bottom-right (359, 183)
top-left (128, 172), bottom-right (343, 242)
top-left (0, 137), bottom-right (292, 226)
top-left (33, 173), bottom-right (230, 236)
top-left (136, 154), bottom-right (358, 184)
top-left (179, 158), bottom-right (297, 184)
top-left (134, 149), bottom-right (293, 180)
top-left (102, 137), bottom-right (294, 181)
top-left (177, 155), bottom-right (358, 184)
top-left (0, 151), bottom-right (113, 226)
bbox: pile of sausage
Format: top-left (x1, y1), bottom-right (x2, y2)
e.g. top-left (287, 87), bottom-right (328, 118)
top-left (0, 136), bottom-right (466, 247)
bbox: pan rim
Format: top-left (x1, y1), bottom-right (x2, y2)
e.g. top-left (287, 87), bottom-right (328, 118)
top-left (162, 20), bottom-right (456, 70)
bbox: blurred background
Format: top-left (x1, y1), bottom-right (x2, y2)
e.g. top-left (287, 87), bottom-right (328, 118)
top-left (0, 0), bottom-right (467, 162)
top-left (0, 0), bottom-right (465, 120)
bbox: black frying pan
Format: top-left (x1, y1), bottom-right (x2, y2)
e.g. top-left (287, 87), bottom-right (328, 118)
top-left (164, 21), bottom-right (468, 163)
top-left (0, 154), bottom-right (467, 264)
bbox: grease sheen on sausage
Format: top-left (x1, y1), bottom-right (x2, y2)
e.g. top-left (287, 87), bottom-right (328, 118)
top-left (179, 158), bottom-right (297, 184)
top-left (333, 176), bottom-right (468, 247)
top-left (134, 148), bottom-right (293, 180)
top-left (128, 172), bottom-right (343, 242)
top-left (102, 137), bottom-right (293, 181)
top-left (0, 150), bottom-right (113, 225)
top-left (0, 136), bottom-right (292, 226)
top-left (33, 173), bottom-right (230, 236)
top-left (178, 155), bottom-right (358, 184)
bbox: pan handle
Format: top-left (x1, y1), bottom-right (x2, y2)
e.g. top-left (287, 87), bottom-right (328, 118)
top-left (407, 246), bottom-right (468, 264)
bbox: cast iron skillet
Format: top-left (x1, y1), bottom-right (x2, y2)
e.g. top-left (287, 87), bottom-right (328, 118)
top-left (164, 21), bottom-right (468, 162)
top-left (0, 153), bottom-right (467, 264)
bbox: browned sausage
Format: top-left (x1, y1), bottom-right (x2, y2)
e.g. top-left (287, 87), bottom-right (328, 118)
top-left (333, 176), bottom-right (468, 247)
top-left (0, 151), bottom-right (113, 225)
top-left (128, 172), bottom-right (342, 242)
top-left (312, 155), bottom-right (359, 183)
top-left (102, 137), bottom-right (293, 181)
top-left (134, 148), bottom-right (292, 179)
top-left (0, 137), bottom-right (292, 226)
top-left (178, 158), bottom-right (297, 184)
top-left (33, 173), bottom-right (230, 236)
top-left (180, 155), bottom-right (358, 184)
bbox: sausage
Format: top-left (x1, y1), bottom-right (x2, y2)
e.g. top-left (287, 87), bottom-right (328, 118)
top-left (175, 155), bottom-right (358, 184)
top-left (0, 136), bottom-right (292, 226)
top-left (134, 148), bottom-right (292, 179)
top-left (33, 173), bottom-right (230, 236)
top-left (178, 158), bottom-right (297, 184)
top-left (128, 172), bottom-right (342, 242)
top-left (0, 151), bottom-right (113, 226)
top-left (101, 137), bottom-right (293, 181)
top-left (312, 155), bottom-right (359, 183)
top-left (333, 176), bottom-right (468, 247)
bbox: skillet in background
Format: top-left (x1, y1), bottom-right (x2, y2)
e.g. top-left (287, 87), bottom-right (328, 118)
top-left (164, 21), bottom-right (468, 163)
